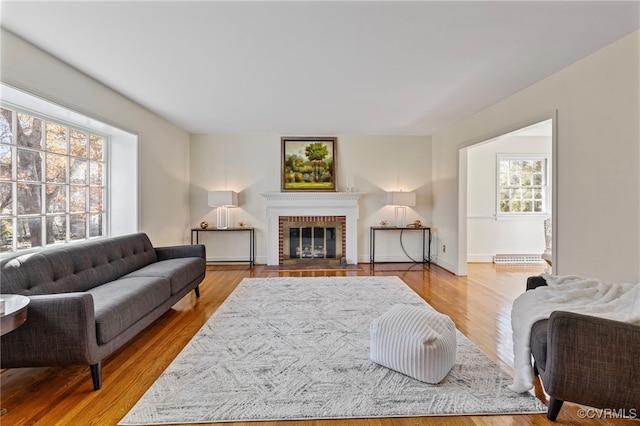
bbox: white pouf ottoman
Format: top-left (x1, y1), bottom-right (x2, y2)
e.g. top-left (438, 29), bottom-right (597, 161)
top-left (370, 304), bottom-right (457, 384)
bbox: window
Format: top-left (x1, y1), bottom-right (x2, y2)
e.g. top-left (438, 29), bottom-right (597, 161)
top-left (0, 107), bottom-right (106, 252)
top-left (497, 154), bottom-right (549, 215)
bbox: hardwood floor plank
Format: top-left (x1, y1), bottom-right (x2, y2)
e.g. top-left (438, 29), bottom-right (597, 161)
top-left (0, 263), bottom-right (632, 425)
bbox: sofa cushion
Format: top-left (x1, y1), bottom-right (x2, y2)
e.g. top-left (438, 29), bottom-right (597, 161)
top-left (88, 277), bottom-right (171, 345)
top-left (530, 319), bottom-right (548, 373)
top-left (0, 233), bottom-right (158, 295)
top-left (123, 258), bottom-right (205, 295)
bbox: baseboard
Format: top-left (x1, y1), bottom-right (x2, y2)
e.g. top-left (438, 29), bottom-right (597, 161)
top-left (467, 254), bottom-right (493, 263)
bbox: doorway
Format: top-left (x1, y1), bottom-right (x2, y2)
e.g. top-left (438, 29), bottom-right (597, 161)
top-left (457, 117), bottom-right (556, 276)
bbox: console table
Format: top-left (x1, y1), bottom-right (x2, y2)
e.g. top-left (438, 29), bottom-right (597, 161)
top-left (369, 226), bottom-right (432, 266)
top-left (191, 227), bottom-right (255, 266)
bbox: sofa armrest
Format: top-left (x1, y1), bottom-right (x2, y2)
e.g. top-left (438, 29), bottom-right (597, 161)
top-left (543, 310), bottom-right (640, 410)
top-left (526, 275), bottom-right (547, 291)
top-left (155, 244), bottom-right (206, 261)
top-left (1, 292), bottom-right (99, 366)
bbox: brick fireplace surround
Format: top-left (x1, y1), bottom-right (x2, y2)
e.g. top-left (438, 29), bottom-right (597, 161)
top-left (261, 192), bottom-right (363, 266)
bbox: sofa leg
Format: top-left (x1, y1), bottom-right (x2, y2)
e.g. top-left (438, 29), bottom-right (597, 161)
top-left (194, 285), bottom-right (200, 298)
top-left (547, 397), bottom-right (564, 421)
top-left (90, 362), bottom-right (102, 390)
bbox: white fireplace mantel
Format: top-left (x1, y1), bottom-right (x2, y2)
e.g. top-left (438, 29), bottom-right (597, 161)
top-left (261, 192), bottom-right (364, 265)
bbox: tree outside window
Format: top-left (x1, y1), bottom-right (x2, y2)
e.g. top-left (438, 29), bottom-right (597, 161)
top-left (0, 107), bottom-right (106, 252)
top-left (497, 155), bottom-right (548, 215)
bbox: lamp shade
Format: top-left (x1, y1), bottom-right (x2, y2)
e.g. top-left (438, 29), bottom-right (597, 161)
top-left (208, 190), bottom-right (238, 207)
top-left (386, 191), bottom-right (416, 207)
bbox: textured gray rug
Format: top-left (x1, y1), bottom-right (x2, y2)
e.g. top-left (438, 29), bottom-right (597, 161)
top-left (120, 276), bottom-right (545, 425)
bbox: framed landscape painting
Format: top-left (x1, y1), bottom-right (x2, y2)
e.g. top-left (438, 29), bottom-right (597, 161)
top-left (281, 137), bottom-right (337, 191)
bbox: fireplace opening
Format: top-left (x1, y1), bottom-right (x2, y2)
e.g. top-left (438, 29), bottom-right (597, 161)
top-left (280, 216), bottom-right (345, 265)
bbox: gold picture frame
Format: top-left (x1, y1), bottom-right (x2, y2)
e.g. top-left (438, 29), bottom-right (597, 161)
top-left (281, 137), bottom-right (337, 191)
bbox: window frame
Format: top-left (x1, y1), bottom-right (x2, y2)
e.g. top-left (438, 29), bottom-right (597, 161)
top-left (0, 103), bottom-right (109, 253)
top-left (496, 153), bottom-right (550, 219)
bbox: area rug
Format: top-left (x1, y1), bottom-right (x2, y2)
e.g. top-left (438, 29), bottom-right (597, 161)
top-left (119, 276), bottom-right (545, 425)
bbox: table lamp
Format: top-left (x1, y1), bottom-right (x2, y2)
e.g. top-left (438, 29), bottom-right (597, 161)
top-left (386, 191), bottom-right (416, 228)
top-left (208, 190), bottom-right (238, 229)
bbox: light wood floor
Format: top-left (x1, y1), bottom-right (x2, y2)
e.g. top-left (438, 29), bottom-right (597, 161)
top-left (0, 263), bottom-right (632, 425)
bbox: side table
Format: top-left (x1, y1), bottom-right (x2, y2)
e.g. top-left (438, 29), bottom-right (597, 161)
top-left (1, 294), bottom-right (30, 415)
top-left (1, 294), bottom-right (30, 336)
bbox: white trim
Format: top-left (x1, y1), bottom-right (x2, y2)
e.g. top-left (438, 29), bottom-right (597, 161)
top-left (467, 254), bottom-right (494, 263)
top-left (458, 113), bottom-right (557, 277)
top-left (261, 192), bottom-right (364, 265)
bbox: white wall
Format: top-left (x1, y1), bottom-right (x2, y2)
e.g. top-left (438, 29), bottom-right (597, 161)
top-left (190, 134), bottom-right (432, 263)
top-left (1, 29), bottom-right (192, 246)
top-left (432, 30), bottom-right (640, 283)
top-left (467, 135), bottom-right (552, 262)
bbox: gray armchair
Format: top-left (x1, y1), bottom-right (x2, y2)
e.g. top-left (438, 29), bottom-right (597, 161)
top-left (526, 276), bottom-right (640, 421)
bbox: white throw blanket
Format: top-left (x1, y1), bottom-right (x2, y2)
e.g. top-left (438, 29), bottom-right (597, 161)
top-left (509, 273), bottom-right (640, 393)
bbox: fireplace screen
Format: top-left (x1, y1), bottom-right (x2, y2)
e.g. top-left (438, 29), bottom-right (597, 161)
top-left (282, 220), bottom-right (343, 264)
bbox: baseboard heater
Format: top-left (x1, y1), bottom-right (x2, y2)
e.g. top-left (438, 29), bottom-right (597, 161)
top-left (493, 254), bottom-right (545, 264)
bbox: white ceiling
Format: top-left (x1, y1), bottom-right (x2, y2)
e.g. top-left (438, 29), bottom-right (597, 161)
top-left (1, 1), bottom-right (639, 135)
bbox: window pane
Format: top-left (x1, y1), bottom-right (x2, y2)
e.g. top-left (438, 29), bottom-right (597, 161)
top-left (90, 187), bottom-right (102, 212)
top-left (46, 153), bottom-right (67, 183)
top-left (533, 188), bottom-right (542, 199)
top-left (47, 215), bottom-right (66, 244)
top-left (89, 161), bottom-right (102, 186)
top-left (46, 185), bottom-right (66, 214)
top-left (1, 218), bottom-right (12, 251)
top-left (46, 122), bottom-right (67, 154)
top-left (17, 149), bottom-right (42, 181)
top-left (70, 213), bottom-right (86, 240)
top-left (17, 217), bottom-right (42, 249)
top-left (70, 158), bottom-right (87, 184)
top-left (533, 173), bottom-right (542, 185)
top-left (0, 144), bottom-right (12, 180)
top-left (2, 107), bottom-right (107, 253)
top-left (17, 114), bottom-right (43, 149)
top-left (0, 109), bottom-right (12, 144)
top-left (70, 186), bottom-right (86, 213)
top-left (89, 213), bottom-right (102, 237)
top-left (0, 182), bottom-right (11, 215)
top-left (498, 156), bottom-right (548, 215)
top-left (89, 135), bottom-right (103, 161)
top-left (70, 129), bottom-right (87, 157)
top-left (17, 183), bottom-right (41, 214)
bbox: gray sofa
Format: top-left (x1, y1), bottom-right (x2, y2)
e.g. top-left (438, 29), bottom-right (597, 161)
top-left (526, 276), bottom-right (640, 421)
top-left (0, 232), bottom-right (206, 390)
